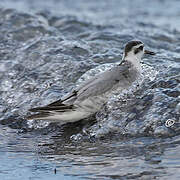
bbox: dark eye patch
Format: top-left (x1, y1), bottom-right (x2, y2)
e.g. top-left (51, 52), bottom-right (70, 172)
top-left (134, 45), bottom-right (144, 54)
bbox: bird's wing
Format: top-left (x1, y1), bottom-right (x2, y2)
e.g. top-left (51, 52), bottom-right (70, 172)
top-left (28, 76), bottom-right (100, 116)
top-left (28, 64), bottom-right (130, 118)
top-left (75, 64), bottom-right (131, 101)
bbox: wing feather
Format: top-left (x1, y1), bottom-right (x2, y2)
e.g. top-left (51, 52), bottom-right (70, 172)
top-left (28, 63), bottom-right (131, 120)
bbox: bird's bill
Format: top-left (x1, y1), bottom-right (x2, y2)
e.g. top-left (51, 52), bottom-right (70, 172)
top-left (144, 50), bottom-right (155, 55)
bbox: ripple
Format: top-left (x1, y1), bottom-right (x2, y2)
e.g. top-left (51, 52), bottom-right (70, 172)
top-left (0, 1), bottom-right (180, 179)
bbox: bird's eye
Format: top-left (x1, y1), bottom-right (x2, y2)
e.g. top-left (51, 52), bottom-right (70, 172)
top-left (134, 49), bottom-right (139, 54)
top-left (134, 46), bottom-right (143, 54)
top-left (138, 46), bottom-right (143, 51)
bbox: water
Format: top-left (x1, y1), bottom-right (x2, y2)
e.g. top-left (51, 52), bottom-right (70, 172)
top-left (0, 0), bottom-right (180, 179)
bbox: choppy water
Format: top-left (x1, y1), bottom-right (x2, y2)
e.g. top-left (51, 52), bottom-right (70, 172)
top-left (0, 0), bottom-right (180, 179)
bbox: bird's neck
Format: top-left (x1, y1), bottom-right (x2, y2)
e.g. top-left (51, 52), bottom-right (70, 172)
top-left (124, 57), bottom-right (142, 72)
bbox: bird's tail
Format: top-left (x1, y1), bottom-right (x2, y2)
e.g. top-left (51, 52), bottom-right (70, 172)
top-left (27, 103), bottom-right (90, 123)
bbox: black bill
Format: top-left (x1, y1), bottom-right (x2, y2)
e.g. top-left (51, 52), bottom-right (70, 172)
top-left (144, 50), bottom-right (155, 55)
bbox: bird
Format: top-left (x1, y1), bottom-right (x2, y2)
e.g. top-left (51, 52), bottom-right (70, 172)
top-left (27, 40), bottom-right (155, 125)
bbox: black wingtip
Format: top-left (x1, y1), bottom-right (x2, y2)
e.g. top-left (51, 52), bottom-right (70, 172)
top-left (29, 104), bottom-right (74, 112)
top-left (29, 107), bottom-right (41, 112)
top-left (26, 112), bottom-right (50, 120)
top-left (47, 99), bottom-right (62, 106)
top-left (29, 99), bottom-right (63, 112)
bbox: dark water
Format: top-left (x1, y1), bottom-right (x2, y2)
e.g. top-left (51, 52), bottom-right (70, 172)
top-left (0, 0), bottom-right (180, 179)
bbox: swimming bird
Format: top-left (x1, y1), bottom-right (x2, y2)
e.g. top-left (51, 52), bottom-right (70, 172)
top-left (27, 40), bottom-right (155, 125)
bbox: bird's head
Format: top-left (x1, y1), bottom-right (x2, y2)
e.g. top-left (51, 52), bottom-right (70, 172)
top-left (122, 40), bottom-right (155, 68)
